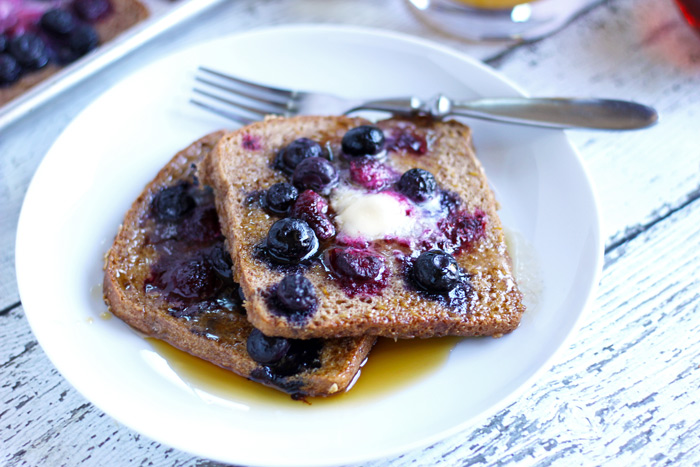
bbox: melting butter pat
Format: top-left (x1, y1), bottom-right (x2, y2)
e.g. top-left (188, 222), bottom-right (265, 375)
top-left (334, 190), bottom-right (413, 239)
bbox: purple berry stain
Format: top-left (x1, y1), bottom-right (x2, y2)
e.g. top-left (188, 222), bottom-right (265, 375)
top-left (384, 123), bottom-right (429, 155)
top-left (143, 181), bottom-right (240, 317)
top-left (438, 208), bottom-right (487, 254)
top-left (290, 189), bottom-right (336, 240)
top-left (349, 158), bottom-right (398, 191)
top-left (242, 133), bottom-right (261, 151)
top-left (326, 246), bottom-right (390, 297)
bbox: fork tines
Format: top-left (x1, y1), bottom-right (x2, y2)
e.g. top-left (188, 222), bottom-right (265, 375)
top-left (191, 67), bottom-right (294, 124)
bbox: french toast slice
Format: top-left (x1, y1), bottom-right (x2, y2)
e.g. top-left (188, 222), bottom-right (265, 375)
top-left (202, 116), bottom-right (525, 339)
top-left (103, 131), bottom-right (375, 398)
top-left (0, 0), bottom-right (149, 106)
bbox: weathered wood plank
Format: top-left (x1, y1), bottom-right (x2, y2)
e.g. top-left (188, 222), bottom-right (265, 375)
top-left (2, 182), bottom-right (699, 466)
top-left (0, 304), bottom-right (196, 466)
top-left (367, 198), bottom-right (700, 467)
top-left (486, 0), bottom-right (700, 248)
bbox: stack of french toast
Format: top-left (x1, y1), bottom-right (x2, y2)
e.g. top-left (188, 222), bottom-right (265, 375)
top-left (103, 115), bottom-right (525, 399)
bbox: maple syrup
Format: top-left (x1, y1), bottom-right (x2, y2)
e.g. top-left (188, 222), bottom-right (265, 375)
top-left (676, 0), bottom-right (700, 31)
top-left (147, 335), bottom-right (462, 406)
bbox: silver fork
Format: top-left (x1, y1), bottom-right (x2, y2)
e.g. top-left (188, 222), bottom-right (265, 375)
top-left (191, 66), bottom-right (658, 130)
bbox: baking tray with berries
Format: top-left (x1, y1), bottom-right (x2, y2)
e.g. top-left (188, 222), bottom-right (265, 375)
top-left (0, 0), bottom-right (223, 130)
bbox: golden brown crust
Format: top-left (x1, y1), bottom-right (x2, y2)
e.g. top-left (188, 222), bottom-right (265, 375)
top-left (0, 0), bottom-right (150, 107)
top-left (203, 116), bottom-right (525, 339)
top-left (103, 131), bottom-right (375, 397)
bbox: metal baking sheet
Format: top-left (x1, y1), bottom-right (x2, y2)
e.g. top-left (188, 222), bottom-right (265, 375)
top-left (0, 0), bottom-right (225, 132)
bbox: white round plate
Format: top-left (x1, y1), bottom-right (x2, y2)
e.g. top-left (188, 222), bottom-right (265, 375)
top-left (16, 25), bottom-right (602, 466)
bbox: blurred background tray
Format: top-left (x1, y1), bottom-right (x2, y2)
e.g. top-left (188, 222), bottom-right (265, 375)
top-left (0, 0), bottom-right (224, 131)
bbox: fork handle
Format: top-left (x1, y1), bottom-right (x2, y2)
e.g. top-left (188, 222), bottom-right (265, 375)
top-left (449, 97), bottom-right (659, 130)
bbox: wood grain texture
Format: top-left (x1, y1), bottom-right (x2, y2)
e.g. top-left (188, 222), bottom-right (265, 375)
top-left (485, 0), bottom-right (700, 249)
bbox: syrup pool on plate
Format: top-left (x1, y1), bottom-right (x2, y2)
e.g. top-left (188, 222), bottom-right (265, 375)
top-left (147, 336), bottom-right (462, 406)
top-left (143, 225), bottom-right (541, 406)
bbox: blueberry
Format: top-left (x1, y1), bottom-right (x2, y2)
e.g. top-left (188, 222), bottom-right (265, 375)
top-left (265, 182), bottom-right (298, 215)
top-left (152, 183), bottom-right (195, 222)
top-left (271, 338), bottom-right (323, 376)
top-left (412, 250), bottom-right (461, 293)
top-left (69, 24), bottom-right (99, 56)
top-left (341, 125), bottom-right (385, 157)
top-left (264, 218), bottom-right (319, 264)
top-left (276, 274), bottom-right (317, 312)
top-left (0, 54), bottom-right (22, 85)
top-left (74, 0), bottom-right (110, 21)
top-left (397, 168), bottom-right (437, 203)
top-left (275, 138), bottom-right (322, 175)
top-left (291, 157), bottom-right (338, 195)
top-left (0, 35), bottom-right (8, 53)
top-left (290, 189), bottom-right (335, 240)
top-left (207, 244), bottom-right (233, 281)
top-left (247, 329), bottom-right (290, 365)
top-left (167, 259), bottom-right (220, 299)
top-left (41, 9), bottom-right (77, 36)
top-left (328, 247), bottom-right (386, 282)
top-left (8, 34), bottom-right (49, 70)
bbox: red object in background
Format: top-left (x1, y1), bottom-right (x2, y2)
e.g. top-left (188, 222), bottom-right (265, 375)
top-left (675, 0), bottom-right (700, 30)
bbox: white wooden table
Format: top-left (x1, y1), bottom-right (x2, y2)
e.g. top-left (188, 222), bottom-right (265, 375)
top-left (2, 0), bottom-right (700, 465)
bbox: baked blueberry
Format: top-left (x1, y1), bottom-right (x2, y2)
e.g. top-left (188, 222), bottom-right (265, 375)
top-left (152, 183), bottom-right (195, 222)
top-left (290, 189), bottom-right (335, 240)
top-left (341, 125), bottom-right (385, 157)
top-left (275, 138), bottom-right (322, 175)
top-left (0, 54), bottom-right (22, 85)
top-left (328, 247), bottom-right (386, 282)
top-left (247, 329), bottom-right (290, 365)
top-left (74, 0), bottom-right (110, 21)
top-left (208, 244), bottom-right (233, 281)
top-left (264, 218), bottom-right (319, 264)
top-left (397, 168), bottom-right (437, 203)
top-left (8, 34), bottom-right (49, 70)
top-left (291, 156), bottom-right (338, 195)
top-left (326, 247), bottom-right (390, 296)
top-left (0, 34), bottom-right (8, 53)
top-left (265, 182), bottom-right (298, 215)
top-left (412, 250), bottom-right (460, 293)
top-left (166, 259), bottom-right (220, 299)
top-left (386, 127), bottom-right (428, 155)
top-left (276, 274), bottom-right (317, 312)
top-left (69, 24), bottom-right (99, 56)
top-left (349, 158), bottom-right (396, 191)
top-left (41, 9), bottom-right (77, 36)
top-left (271, 339), bottom-right (323, 376)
